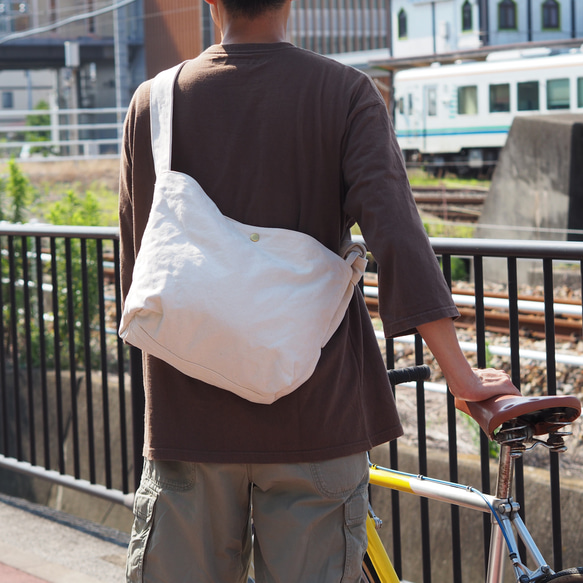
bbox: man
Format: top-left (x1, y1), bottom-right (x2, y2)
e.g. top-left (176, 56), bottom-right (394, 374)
top-left (119, 1), bottom-right (519, 581)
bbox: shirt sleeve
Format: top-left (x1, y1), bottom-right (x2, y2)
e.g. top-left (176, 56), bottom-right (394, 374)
top-left (342, 77), bottom-right (459, 338)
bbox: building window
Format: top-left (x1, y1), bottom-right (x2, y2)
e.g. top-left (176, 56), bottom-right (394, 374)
top-left (462, 0), bottom-right (473, 31)
top-left (578, 78), bottom-right (583, 108)
top-left (398, 9), bottom-right (407, 39)
top-left (517, 81), bottom-right (540, 110)
top-left (2, 91), bottom-right (13, 108)
top-left (542, 0), bottom-right (560, 29)
top-left (498, 0), bottom-right (517, 30)
top-left (458, 86), bottom-right (478, 114)
top-left (489, 84), bottom-right (510, 112)
top-left (547, 78), bottom-right (570, 110)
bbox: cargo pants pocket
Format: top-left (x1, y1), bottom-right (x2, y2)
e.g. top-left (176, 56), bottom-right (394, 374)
top-left (341, 482), bottom-right (369, 583)
top-left (309, 452), bottom-right (369, 583)
top-left (125, 459), bottom-right (196, 583)
top-left (126, 487), bottom-right (158, 583)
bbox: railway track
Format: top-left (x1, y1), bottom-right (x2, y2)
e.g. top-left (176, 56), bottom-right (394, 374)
top-left (363, 276), bottom-right (583, 340)
top-left (411, 186), bottom-right (487, 222)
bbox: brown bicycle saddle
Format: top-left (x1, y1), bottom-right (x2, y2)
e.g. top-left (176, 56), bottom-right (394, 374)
top-left (455, 394), bottom-right (581, 440)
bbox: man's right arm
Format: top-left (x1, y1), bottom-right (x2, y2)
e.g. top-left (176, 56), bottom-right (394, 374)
top-left (417, 318), bottom-right (521, 402)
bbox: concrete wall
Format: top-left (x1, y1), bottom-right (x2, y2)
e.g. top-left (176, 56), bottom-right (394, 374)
top-left (475, 114), bottom-right (583, 284)
top-left (370, 443), bottom-right (583, 583)
top-left (477, 114), bottom-right (583, 242)
top-left (0, 370), bottom-right (135, 533)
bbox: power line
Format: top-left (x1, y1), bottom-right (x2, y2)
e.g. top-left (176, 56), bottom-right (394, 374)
top-left (0, 0), bottom-right (137, 45)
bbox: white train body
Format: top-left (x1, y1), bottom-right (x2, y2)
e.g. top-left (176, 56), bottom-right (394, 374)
top-left (393, 49), bottom-right (583, 171)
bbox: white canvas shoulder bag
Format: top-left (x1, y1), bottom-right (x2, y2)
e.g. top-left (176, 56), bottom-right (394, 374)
top-left (119, 62), bottom-right (368, 404)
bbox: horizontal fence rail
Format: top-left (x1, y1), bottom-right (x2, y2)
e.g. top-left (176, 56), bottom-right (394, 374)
top-left (375, 237), bottom-right (583, 583)
top-left (0, 226), bottom-right (581, 579)
top-left (0, 107), bottom-right (126, 162)
top-left (0, 223), bottom-right (136, 507)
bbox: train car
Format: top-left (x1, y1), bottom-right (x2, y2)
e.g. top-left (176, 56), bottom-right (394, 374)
top-left (393, 48), bottom-right (583, 175)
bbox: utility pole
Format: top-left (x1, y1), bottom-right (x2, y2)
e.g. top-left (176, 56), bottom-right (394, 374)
top-left (479, 0), bottom-right (489, 46)
top-left (113, 0), bottom-right (130, 147)
top-left (432, 1), bottom-right (436, 53)
top-left (64, 41), bottom-right (80, 156)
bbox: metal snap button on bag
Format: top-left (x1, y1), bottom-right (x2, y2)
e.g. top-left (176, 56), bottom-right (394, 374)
top-left (119, 62), bottom-right (367, 404)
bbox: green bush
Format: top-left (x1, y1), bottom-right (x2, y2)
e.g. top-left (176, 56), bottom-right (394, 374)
top-left (45, 189), bottom-right (103, 368)
top-left (1, 161), bottom-right (109, 372)
top-left (25, 100), bottom-right (54, 157)
top-left (0, 158), bottom-right (34, 223)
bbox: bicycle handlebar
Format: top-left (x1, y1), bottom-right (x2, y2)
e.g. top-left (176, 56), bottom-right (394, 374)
top-left (388, 365), bottom-right (431, 386)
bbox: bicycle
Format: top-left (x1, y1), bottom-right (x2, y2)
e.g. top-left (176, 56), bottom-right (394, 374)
top-left (362, 365), bottom-right (582, 583)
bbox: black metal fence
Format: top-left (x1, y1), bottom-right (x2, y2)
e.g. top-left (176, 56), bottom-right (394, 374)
top-left (0, 225), bottom-right (581, 576)
top-left (0, 224), bottom-right (135, 506)
top-left (379, 237), bottom-right (583, 582)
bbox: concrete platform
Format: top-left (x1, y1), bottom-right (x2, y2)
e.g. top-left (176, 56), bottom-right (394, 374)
top-left (0, 492), bottom-right (128, 582)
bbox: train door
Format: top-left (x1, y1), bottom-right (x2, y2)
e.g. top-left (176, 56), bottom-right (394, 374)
top-left (422, 85), bottom-right (438, 153)
top-left (394, 83), bottom-right (422, 156)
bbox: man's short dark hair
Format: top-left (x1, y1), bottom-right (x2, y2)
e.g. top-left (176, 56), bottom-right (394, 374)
top-left (221, 0), bottom-right (288, 19)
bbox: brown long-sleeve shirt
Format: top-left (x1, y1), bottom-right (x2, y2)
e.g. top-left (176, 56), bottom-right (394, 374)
top-left (119, 42), bottom-right (458, 463)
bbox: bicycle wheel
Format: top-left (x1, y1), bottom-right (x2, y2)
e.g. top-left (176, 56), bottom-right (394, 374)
top-left (539, 567), bottom-right (583, 582)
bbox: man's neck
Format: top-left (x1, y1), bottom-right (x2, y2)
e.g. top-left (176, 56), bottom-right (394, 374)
top-left (217, 3), bottom-right (291, 44)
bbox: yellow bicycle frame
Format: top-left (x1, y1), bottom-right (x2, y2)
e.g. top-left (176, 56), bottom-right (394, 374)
top-left (365, 465), bottom-right (417, 583)
top-left (366, 515), bottom-right (401, 583)
top-left (366, 464), bottom-right (497, 582)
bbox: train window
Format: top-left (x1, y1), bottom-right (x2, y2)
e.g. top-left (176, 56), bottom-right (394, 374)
top-left (458, 86), bottom-right (478, 115)
top-left (397, 97), bottom-right (404, 115)
top-left (577, 78), bottom-right (583, 108)
top-left (547, 78), bottom-right (570, 110)
top-left (462, 0), bottom-right (472, 31)
top-left (408, 93), bottom-right (413, 114)
top-left (517, 81), bottom-right (539, 111)
top-left (489, 84), bottom-right (510, 113)
top-left (498, 0), bottom-right (517, 30)
top-left (427, 87), bottom-right (437, 116)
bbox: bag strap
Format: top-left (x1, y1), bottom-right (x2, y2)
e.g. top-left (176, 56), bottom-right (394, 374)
top-left (150, 61), bottom-right (188, 176)
top-left (340, 233), bottom-right (368, 285)
top-left (149, 61), bottom-right (368, 280)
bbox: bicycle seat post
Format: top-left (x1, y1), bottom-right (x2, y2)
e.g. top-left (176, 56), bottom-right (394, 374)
top-left (495, 441), bottom-right (515, 500)
top-left (486, 442), bottom-right (517, 583)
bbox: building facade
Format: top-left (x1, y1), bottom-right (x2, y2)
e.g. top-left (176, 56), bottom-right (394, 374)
top-left (0, 69), bottom-right (55, 112)
top-left (4, 0), bottom-right (581, 155)
top-left (288, 1), bottom-right (388, 54)
top-left (1, 0), bottom-right (391, 116)
top-left (390, 0), bottom-right (582, 59)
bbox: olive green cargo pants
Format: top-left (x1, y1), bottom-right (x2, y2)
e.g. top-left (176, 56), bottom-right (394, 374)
top-left (126, 452), bottom-right (369, 583)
